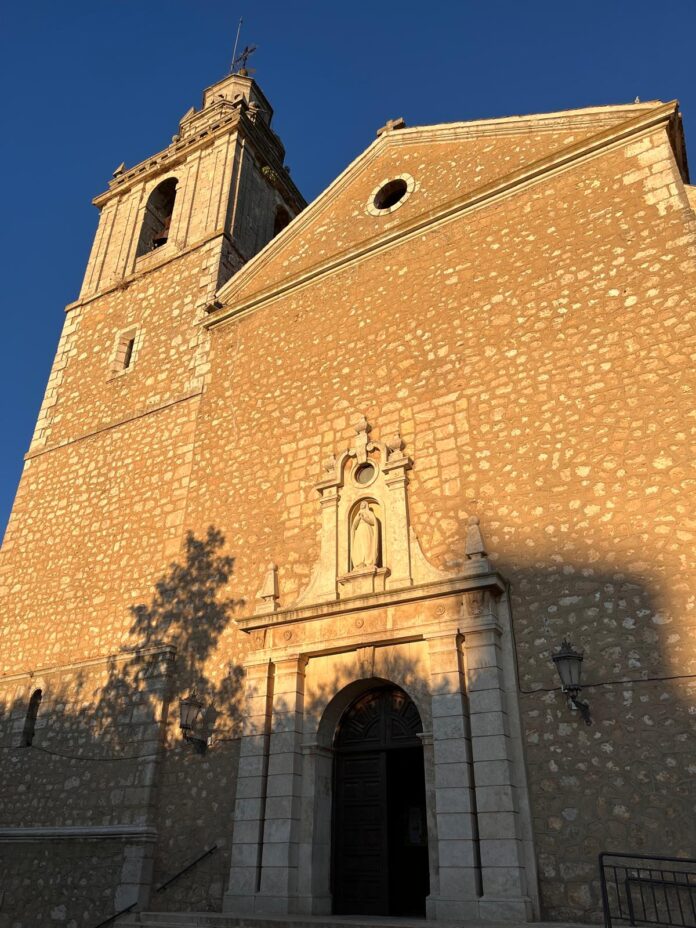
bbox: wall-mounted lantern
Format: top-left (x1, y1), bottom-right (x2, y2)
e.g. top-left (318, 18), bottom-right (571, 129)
top-left (179, 690), bottom-right (209, 753)
top-left (552, 639), bottom-right (591, 725)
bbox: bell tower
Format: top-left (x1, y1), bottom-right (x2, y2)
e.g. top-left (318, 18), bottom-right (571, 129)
top-left (28, 72), bottom-right (305, 455)
top-left (81, 72), bottom-right (304, 299)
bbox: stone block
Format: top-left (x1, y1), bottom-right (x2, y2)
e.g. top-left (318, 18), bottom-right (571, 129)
top-left (469, 711), bottom-right (509, 738)
top-left (435, 785), bottom-right (475, 814)
top-left (268, 750), bottom-right (301, 776)
top-left (464, 643), bottom-right (501, 670)
top-left (259, 865), bottom-right (292, 895)
top-left (231, 842), bottom-right (259, 867)
top-left (225, 866), bottom-right (257, 895)
top-left (434, 761), bottom-right (472, 788)
top-left (235, 776), bottom-right (265, 799)
top-left (432, 735), bottom-right (470, 764)
top-left (266, 772), bottom-right (302, 798)
top-left (263, 817), bottom-right (294, 843)
top-left (433, 713), bottom-right (467, 740)
top-left (468, 687), bottom-right (506, 714)
top-left (237, 753), bottom-right (265, 778)
top-left (438, 866), bottom-right (482, 899)
top-left (261, 840), bottom-right (298, 868)
top-left (430, 692), bottom-right (465, 717)
top-left (480, 865), bottom-right (528, 896)
top-left (479, 837), bottom-right (524, 868)
top-left (264, 795), bottom-right (296, 819)
top-left (439, 837), bottom-right (478, 867)
top-left (477, 810), bottom-right (519, 840)
top-left (436, 811), bottom-right (476, 839)
top-left (235, 795), bottom-right (265, 821)
top-left (471, 733), bottom-right (511, 761)
top-left (230, 818), bottom-right (262, 845)
top-left (466, 666), bottom-right (502, 692)
top-left (475, 784), bottom-right (518, 812)
top-left (473, 758), bottom-right (514, 786)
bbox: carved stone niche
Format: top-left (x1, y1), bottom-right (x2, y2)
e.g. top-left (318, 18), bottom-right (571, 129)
top-left (296, 416), bottom-right (416, 604)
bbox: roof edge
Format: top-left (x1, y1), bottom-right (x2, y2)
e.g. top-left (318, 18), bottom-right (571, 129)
top-left (210, 100), bottom-right (681, 321)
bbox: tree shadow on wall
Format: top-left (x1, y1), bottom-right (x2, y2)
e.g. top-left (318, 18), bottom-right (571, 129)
top-left (97, 525), bottom-right (246, 751)
top-left (1, 526), bottom-right (694, 926)
top-left (0, 527), bottom-right (246, 926)
top-left (30, 526), bottom-right (247, 761)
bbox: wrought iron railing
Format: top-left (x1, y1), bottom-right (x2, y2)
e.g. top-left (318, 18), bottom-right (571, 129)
top-left (600, 852), bottom-right (696, 928)
top-left (88, 844), bottom-right (218, 927)
top-left (155, 843), bottom-right (218, 894)
top-left (92, 901), bottom-right (136, 928)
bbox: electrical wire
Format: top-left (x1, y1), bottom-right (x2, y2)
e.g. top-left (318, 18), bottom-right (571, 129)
top-left (505, 583), bottom-right (696, 696)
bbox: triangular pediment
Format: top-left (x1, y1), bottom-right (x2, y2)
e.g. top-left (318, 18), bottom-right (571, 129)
top-left (212, 101), bottom-right (677, 318)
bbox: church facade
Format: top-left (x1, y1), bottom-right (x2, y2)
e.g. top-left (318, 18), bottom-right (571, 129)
top-left (0, 70), bottom-right (695, 928)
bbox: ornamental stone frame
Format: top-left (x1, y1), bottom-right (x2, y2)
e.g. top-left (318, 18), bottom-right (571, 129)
top-left (224, 418), bottom-right (539, 922)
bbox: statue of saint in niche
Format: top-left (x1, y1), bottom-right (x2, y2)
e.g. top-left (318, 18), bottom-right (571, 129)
top-left (350, 501), bottom-right (380, 570)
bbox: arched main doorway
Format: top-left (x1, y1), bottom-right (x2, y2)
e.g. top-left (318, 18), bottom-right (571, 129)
top-left (332, 685), bottom-right (429, 916)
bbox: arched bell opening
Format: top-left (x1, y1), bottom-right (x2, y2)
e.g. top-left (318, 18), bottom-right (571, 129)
top-left (136, 177), bottom-right (178, 256)
top-left (331, 684), bottom-right (430, 916)
top-left (273, 205), bottom-right (291, 237)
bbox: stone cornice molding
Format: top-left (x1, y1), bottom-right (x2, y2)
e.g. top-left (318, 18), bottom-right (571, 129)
top-left (93, 108), bottom-right (304, 212)
top-left (236, 568), bottom-right (507, 634)
top-left (64, 231), bottom-right (243, 314)
top-left (0, 644), bottom-right (176, 685)
top-left (206, 101), bottom-right (680, 331)
top-left (24, 389), bottom-right (202, 462)
top-left (0, 825), bottom-right (158, 843)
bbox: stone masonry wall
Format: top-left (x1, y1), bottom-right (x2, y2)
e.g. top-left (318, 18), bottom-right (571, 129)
top-left (0, 653), bottom-right (172, 928)
top-left (1, 110), bottom-right (695, 924)
top-left (184, 122), bottom-right (696, 920)
top-left (0, 841), bottom-right (128, 928)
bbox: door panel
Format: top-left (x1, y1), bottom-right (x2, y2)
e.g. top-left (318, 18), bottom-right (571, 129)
top-left (333, 751), bottom-right (388, 914)
top-left (332, 686), bottom-right (429, 917)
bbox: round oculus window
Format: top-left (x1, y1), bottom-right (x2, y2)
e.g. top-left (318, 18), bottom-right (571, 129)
top-left (354, 462), bottom-right (376, 485)
top-left (373, 178), bottom-right (408, 211)
top-left (366, 173), bottom-right (416, 216)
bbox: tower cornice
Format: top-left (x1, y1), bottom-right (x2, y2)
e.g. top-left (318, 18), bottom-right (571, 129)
top-left (93, 105), bottom-right (304, 213)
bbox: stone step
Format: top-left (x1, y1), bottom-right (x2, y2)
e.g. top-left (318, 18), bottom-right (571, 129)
top-left (121, 917), bottom-right (441, 928)
top-left (120, 913), bottom-right (590, 928)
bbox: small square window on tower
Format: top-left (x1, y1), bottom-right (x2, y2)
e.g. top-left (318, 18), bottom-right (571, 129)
top-left (110, 327), bottom-right (141, 377)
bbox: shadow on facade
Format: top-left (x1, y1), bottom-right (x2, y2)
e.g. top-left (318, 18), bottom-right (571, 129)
top-left (0, 527), bottom-right (245, 925)
top-left (495, 554), bottom-right (695, 922)
top-left (0, 533), bottom-right (693, 926)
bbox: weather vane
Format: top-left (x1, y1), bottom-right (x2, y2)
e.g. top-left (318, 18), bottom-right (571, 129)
top-left (230, 17), bottom-right (257, 74)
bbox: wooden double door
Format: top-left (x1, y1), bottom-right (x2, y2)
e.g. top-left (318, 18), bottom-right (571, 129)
top-left (332, 686), bottom-right (430, 916)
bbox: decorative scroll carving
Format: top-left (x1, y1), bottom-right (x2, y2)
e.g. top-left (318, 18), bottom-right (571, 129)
top-left (293, 414), bottom-right (495, 608)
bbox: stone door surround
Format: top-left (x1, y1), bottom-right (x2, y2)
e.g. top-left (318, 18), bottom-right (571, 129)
top-left (224, 560), bottom-right (539, 922)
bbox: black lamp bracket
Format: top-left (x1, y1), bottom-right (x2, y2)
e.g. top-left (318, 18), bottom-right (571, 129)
top-left (565, 691), bottom-right (592, 725)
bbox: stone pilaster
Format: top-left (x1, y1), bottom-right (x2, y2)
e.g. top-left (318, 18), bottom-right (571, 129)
top-left (296, 741), bottom-right (334, 914)
top-left (383, 453), bottom-right (413, 589)
top-left (461, 590), bottom-right (532, 921)
top-left (224, 658), bottom-right (273, 914)
top-left (256, 655), bottom-right (307, 913)
top-left (425, 629), bottom-right (480, 919)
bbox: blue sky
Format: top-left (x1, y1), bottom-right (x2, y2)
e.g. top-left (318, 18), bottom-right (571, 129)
top-left (2, 0), bottom-right (695, 537)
